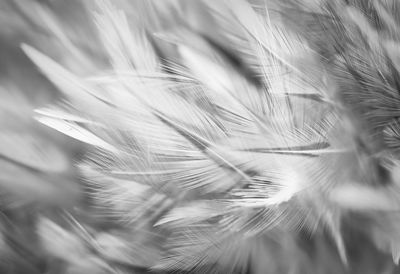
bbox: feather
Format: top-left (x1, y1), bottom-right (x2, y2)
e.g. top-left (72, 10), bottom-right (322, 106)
top-left (7, 0), bottom-right (400, 273)
top-left (35, 116), bottom-right (117, 152)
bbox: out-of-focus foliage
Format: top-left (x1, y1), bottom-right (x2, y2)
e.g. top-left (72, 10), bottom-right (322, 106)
top-left (2, 0), bottom-right (400, 273)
